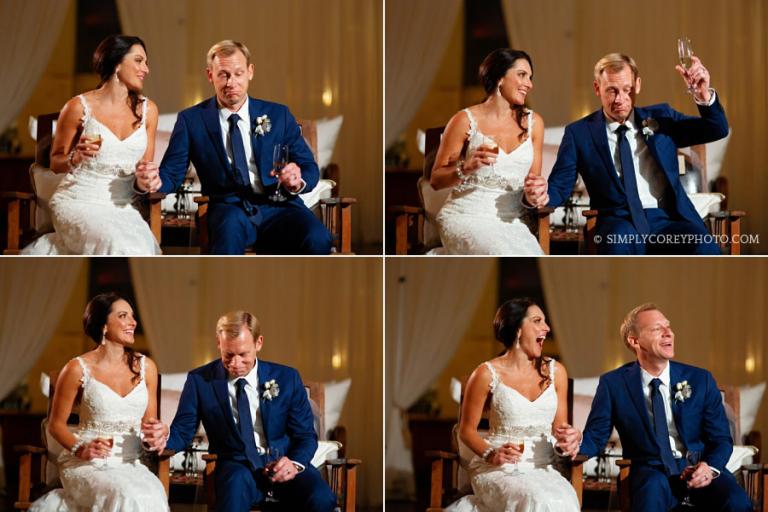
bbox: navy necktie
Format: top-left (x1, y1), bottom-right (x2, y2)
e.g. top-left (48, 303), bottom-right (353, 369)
top-left (615, 124), bottom-right (650, 234)
top-left (235, 378), bottom-right (262, 469)
top-left (650, 378), bottom-right (678, 474)
top-left (227, 113), bottom-right (251, 188)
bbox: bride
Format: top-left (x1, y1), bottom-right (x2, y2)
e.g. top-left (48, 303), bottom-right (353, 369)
top-left (29, 293), bottom-right (169, 511)
top-left (431, 49), bottom-right (544, 255)
top-left (23, 35), bottom-right (161, 255)
top-left (446, 298), bottom-right (581, 512)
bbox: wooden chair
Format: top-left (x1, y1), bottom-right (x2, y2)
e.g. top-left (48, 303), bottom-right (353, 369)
top-left (389, 126), bottom-right (552, 255)
top-left (194, 119), bottom-right (356, 254)
top-left (191, 381), bottom-right (360, 511)
top-left (0, 113), bottom-right (164, 254)
top-left (614, 385), bottom-right (764, 512)
top-left (14, 370), bottom-right (171, 510)
top-left (425, 375), bottom-right (585, 511)
top-left (581, 144), bottom-right (745, 255)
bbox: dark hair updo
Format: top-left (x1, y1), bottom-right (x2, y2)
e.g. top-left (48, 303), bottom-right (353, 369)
top-left (82, 292), bottom-right (141, 383)
top-left (478, 48), bottom-right (533, 139)
top-left (493, 297), bottom-right (551, 389)
top-left (92, 35), bottom-right (147, 128)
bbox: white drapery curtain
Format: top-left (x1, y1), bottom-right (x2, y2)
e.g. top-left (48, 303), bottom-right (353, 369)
top-left (500, 0), bottom-right (575, 126)
top-left (115, 0), bottom-right (188, 113)
top-left (129, 258), bottom-right (382, 506)
top-left (385, 258), bottom-right (494, 496)
top-left (385, 0), bottom-right (462, 147)
top-left (0, 0), bottom-right (70, 133)
top-left (0, 258), bottom-right (84, 400)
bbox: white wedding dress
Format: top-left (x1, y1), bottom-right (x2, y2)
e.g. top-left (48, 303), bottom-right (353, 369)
top-left (446, 361), bottom-right (580, 512)
top-left (436, 109), bottom-right (543, 255)
top-left (22, 94), bottom-right (161, 255)
top-left (29, 356), bottom-right (169, 512)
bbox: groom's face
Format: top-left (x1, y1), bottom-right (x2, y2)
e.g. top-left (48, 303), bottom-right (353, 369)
top-left (629, 309), bottom-right (675, 363)
top-left (208, 50), bottom-right (254, 111)
top-left (218, 326), bottom-right (263, 378)
top-left (594, 64), bottom-right (641, 124)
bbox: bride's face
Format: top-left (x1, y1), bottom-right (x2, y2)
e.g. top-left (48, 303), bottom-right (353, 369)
top-left (103, 299), bottom-right (137, 345)
top-left (116, 44), bottom-right (149, 93)
top-left (498, 59), bottom-right (533, 106)
top-left (517, 305), bottom-right (550, 358)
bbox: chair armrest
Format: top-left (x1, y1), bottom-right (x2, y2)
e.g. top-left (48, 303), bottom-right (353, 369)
top-left (14, 445), bottom-right (46, 454)
top-left (425, 450), bottom-right (458, 461)
top-left (151, 449), bottom-right (174, 496)
top-left (389, 205), bottom-right (425, 255)
top-left (326, 458), bottom-right (361, 512)
top-left (319, 197), bottom-right (356, 254)
top-left (193, 196), bottom-right (210, 205)
top-left (2, 192), bottom-right (37, 254)
top-left (329, 425), bottom-right (347, 458)
top-left (145, 193), bottom-right (166, 244)
top-left (710, 210), bottom-right (746, 219)
top-left (319, 197), bottom-right (357, 206)
top-left (568, 455), bottom-right (587, 506)
top-left (0, 192), bottom-right (35, 200)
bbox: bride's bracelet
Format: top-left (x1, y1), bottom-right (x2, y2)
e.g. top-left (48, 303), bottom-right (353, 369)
top-left (481, 446), bottom-right (495, 461)
top-left (70, 438), bottom-right (85, 456)
top-left (454, 159), bottom-right (467, 182)
top-left (67, 150), bottom-right (77, 170)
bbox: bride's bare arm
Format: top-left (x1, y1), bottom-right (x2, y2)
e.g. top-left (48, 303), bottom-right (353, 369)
top-left (50, 98), bottom-right (90, 174)
top-left (142, 100), bottom-right (159, 163)
top-left (47, 359), bottom-right (83, 450)
top-left (142, 356), bottom-right (159, 423)
top-left (552, 360), bottom-right (582, 457)
top-left (458, 365), bottom-right (493, 456)
top-left (528, 112), bottom-right (545, 177)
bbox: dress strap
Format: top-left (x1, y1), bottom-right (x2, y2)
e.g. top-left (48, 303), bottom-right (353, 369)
top-left (76, 94), bottom-right (91, 126)
top-left (462, 108), bottom-right (477, 138)
top-left (549, 358), bottom-right (555, 380)
top-left (483, 361), bottom-right (500, 392)
top-left (139, 354), bottom-right (146, 381)
top-left (526, 110), bottom-right (534, 136)
top-left (75, 356), bottom-right (90, 386)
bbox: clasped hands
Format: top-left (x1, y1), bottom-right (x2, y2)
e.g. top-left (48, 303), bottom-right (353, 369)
top-left (135, 160), bottom-right (162, 193)
top-left (554, 423), bottom-right (582, 459)
top-left (523, 172), bottom-right (549, 208)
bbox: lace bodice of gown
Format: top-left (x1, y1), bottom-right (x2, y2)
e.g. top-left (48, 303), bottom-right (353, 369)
top-left (481, 360), bottom-right (557, 467)
top-left (67, 355), bottom-right (148, 464)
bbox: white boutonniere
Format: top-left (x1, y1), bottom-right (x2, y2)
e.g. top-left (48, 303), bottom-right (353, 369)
top-left (641, 118), bottom-right (659, 140)
top-left (674, 380), bottom-right (692, 403)
top-left (253, 115), bottom-right (272, 137)
top-left (262, 379), bottom-right (279, 400)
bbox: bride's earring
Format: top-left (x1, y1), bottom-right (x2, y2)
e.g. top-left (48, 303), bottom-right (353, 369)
top-left (102, 329), bottom-right (107, 344)
top-left (114, 69), bottom-right (120, 84)
top-left (497, 81), bottom-right (503, 97)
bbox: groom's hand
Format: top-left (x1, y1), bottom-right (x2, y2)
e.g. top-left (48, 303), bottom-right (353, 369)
top-left (270, 163), bottom-right (303, 193)
top-left (267, 456), bottom-right (299, 483)
top-left (523, 173), bottom-right (549, 208)
top-left (675, 55), bottom-right (712, 103)
top-left (683, 461), bottom-right (716, 489)
top-left (141, 417), bottom-right (169, 452)
top-left (135, 160), bottom-right (162, 193)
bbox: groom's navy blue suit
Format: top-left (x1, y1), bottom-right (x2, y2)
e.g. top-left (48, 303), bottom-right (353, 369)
top-left (547, 98), bottom-right (729, 254)
top-left (581, 361), bottom-right (751, 511)
top-left (159, 96), bottom-right (332, 254)
top-left (167, 359), bottom-right (336, 511)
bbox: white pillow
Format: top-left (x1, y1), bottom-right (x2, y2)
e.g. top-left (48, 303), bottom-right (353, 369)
top-left (739, 382), bottom-right (766, 435)
top-left (300, 179), bottom-right (335, 210)
top-left (418, 178), bottom-right (451, 250)
top-left (324, 378), bottom-right (351, 435)
top-left (704, 128), bottom-right (731, 182)
top-left (157, 113), bottom-right (179, 133)
top-left (30, 164), bottom-right (64, 233)
top-left (726, 445), bottom-right (758, 474)
top-left (688, 192), bottom-right (724, 218)
top-left (314, 116), bottom-right (343, 169)
top-left (311, 440), bottom-right (341, 468)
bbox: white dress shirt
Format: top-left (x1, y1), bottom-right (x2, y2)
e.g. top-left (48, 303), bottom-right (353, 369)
top-left (218, 101), bottom-right (264, 194)
top-left (227, 360), bottom-right (267, 450)
top-left (640, 363), bottom-right (685, 459)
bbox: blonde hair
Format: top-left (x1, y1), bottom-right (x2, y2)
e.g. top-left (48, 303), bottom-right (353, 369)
top-left (216, 310), bottom-right (260, 340)
top-left (594, 53), bottom-right (639, 83)
top-left (620, 303), bottom-right (659, 350)
top-left (206, 40), bottom-right (251, 68)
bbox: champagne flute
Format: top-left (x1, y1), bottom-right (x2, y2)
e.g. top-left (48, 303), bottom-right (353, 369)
top-left (264, 446), bottom-right (281, 502)
top-left (270, 144), bottom-right (289, 202)
top-left (680, 450), bottom-right (701, 507)
top-left (94, 435), bottom-right (114, 470)
top-left (479, 135), bottom-right (500, 173)
top-left (82, 125), bottom-right (103, 152)
top-left (677, 37), bottom-right (695, 94)
top-left (508, 438), bottom-right (524, 475)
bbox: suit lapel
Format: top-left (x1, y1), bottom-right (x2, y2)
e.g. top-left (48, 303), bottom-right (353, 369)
top-left (587, 111), bottom-right (624, 190)
top-left (622, 361), bottom-right (655, 439)
top-left (248, 97), bottom-right (270, 186)
top-left (256, 359), bottom-right (271, 445)
top-left (201, 97), bottom-right (233, 175)
top-left (212, 361), bottom-right (240, 439)
top-left (669, 362), bottom-right (687, 443)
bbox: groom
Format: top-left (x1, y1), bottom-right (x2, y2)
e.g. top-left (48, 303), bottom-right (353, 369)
top-left (136, 40), bottom-right (332, 255)
top-left (524, 53), bottom-right (728, 254)
top-left (141, 310), bottom-right (337, 511)
top-left (575, 303), bottom-right (751, 511)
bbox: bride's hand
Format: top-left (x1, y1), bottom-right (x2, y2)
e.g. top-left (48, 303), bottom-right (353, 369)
top-left (72, 135), bottom-right (101, 166)
top-left (77, 439), bottom-right (111, 460)
top-left (486, 444), bottom-right (523, 466)
top-left (462, 148), bottom-right (497, 174)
